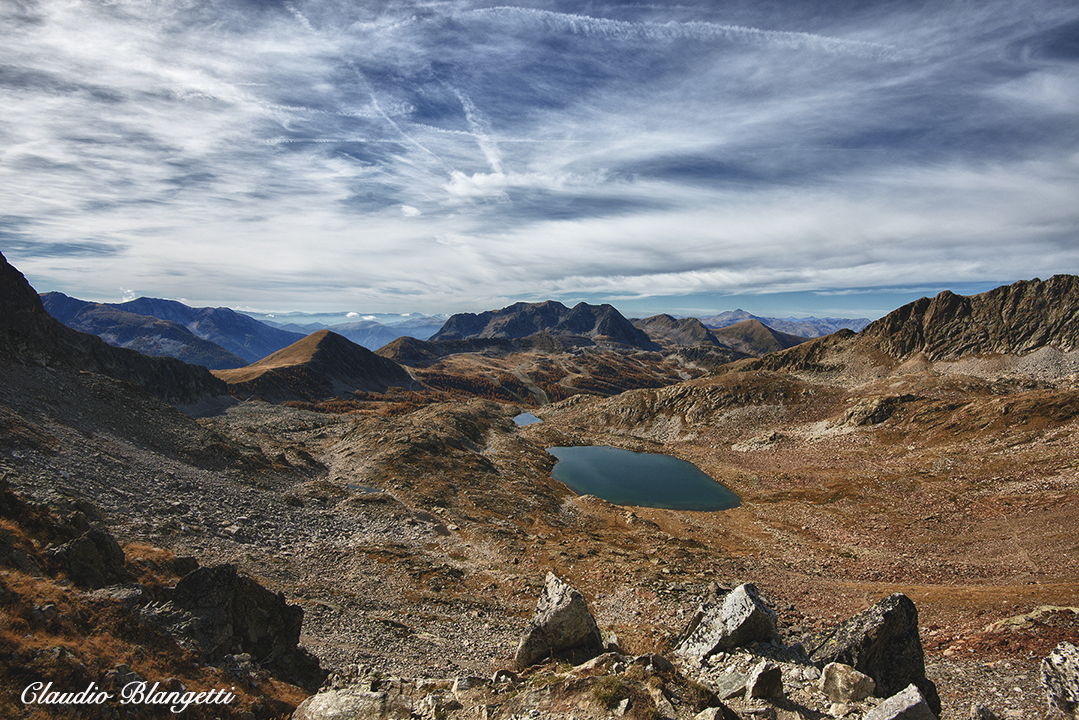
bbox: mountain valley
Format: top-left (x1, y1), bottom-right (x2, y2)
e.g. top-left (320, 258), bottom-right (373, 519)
top-left (3, 252), bottom-right (1079, 719)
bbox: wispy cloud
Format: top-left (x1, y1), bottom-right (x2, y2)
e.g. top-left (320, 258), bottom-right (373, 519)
top-left (2, 0), bottom-right (1077, 315)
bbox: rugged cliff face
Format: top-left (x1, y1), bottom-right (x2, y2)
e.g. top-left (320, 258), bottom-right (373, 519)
top-left (859, 275), bottom-right (1079, 361)
top-left (727, 275), bottom-right (1079, 382)
top-left (1, 253), bottom-right (228, 406)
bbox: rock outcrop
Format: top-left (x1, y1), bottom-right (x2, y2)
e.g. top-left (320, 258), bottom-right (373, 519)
top-left (52, 529), bottom-right (133, 589)
top-left (863, 683), bottom-right (938, 720)
top-left (675, 583), bottom-right (779, 662)
top-left (1042, 641), bottom-right (1079, 719)
top-left (804, 592), bottom-right (940, 714)
top-left (142, 563), bottom-right (324, 690)
top-left (819, 662), bottom-right (876, 703)
top-left (513, 572), bottom-right (604, 670)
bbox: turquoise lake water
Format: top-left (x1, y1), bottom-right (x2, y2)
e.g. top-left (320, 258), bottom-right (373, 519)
top-left (546, 445), bottom-right (740, 511)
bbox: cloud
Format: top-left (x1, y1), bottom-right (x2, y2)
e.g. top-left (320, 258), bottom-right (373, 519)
top-left (463, 6), bottom-right (905, 60)
top-left (2, 0), bottom-right (1078, 316)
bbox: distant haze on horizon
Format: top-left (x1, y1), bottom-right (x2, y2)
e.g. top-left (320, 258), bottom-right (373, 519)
top-left (3, 1), bottom-right (1077, 317)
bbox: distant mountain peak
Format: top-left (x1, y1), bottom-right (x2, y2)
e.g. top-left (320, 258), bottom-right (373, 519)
top-left (432, 300), bottom-right (660, 350)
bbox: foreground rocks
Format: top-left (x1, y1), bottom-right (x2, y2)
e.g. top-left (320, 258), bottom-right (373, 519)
top-left (142, 563), bottom-right (325, 691)
top-left (513, 572), bottom-right (605, 669)
top-left (803, 593), bottom-right (940, 715)
top-left (676, 583), bottom-right (779, 662)
top-left (1042, 642), bottom-right (1079, 719)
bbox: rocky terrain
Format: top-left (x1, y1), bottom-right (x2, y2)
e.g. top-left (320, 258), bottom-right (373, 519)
top-left (3, 254), bottom-right (1079, 719)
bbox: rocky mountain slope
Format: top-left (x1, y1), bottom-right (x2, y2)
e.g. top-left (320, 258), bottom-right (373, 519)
top-left (633, 315), bottom-right (722, 349)
top-left (212, 329), bottom-right (415, 402)
top-left (41, 292), bottom-right (247, 370)
top-left (1, 253), bottom-right (226, 407)
top-left (432, 300), bottom-right (661, 351)
top-left (733, 275), bottom-right (1079, 385)
top-left (857, 275), bottom-right (1079, 360)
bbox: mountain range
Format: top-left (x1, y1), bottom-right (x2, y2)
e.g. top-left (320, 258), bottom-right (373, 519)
top-left (698, 309), bottom-right (870, 337)
top-left (431, 300), bottom-right (662, 350)
top-left (1, 254), bottom-right (226, 406)
top-left (41, 292), bottom-right (304, 365)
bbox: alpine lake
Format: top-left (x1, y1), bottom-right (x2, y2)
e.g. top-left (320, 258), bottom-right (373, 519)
top-left (545, 445), bottom-right (740, 512)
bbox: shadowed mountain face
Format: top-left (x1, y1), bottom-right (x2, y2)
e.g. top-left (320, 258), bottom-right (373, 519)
top-left (213, 329), bottom-right (415, 402)
top-left (1, 253), bottom-right (226, 406)
top-left (633, 315), bottom-right (807, 358)
top-left (710, 319), bottom-right (809, 357)
top-left (376, 333), bottom-right (595, 368)
top-left (432, 301), bottom-right (661, 351)
top-left (632, 314), bottom-right (720, 348)
top-left (41, 293), bottom-right (247, 370)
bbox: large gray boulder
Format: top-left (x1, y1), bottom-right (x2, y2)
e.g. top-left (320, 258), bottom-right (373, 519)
top-left (819, 662), bottom-right (876, 703)
top-left (1041, 641), bottom-right (1079, 719)
top-left (291, 689), bottom-right (412, 720)
top-left (675, 583), bottom-right (778, 661)
top-left (863, 684), bottom-right (938, 720)
top-left (804, 593), bottom-right (939, 714)
top-left (513, 572), bottom-right (603, 669)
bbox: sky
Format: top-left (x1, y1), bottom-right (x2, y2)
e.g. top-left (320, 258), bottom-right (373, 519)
top-left (2, 0), bottom-right (1078, 320)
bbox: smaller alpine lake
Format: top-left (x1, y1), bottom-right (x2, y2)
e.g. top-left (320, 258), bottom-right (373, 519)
top-left (546, 445), bottom-right (740, 511)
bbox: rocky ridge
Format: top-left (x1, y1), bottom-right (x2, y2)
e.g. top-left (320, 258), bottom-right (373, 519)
top-left (432, 301), bottom-right (661, 351)
top-left (1, 252), bottom-right (227, 407)
top-left (733, 276), bottom-right (1079, 385)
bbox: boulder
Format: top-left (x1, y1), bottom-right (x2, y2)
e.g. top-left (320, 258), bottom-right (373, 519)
top-left (805, 593), bottom-right (939, 714)
top-left (819, 662), bottom-right (876, 703)
top-left (1041, 641), bottom-right (1079, 719)
top-left (52, 529), bottom-right (133, 588)
top-left (675, 583), bottom-right (778, 661)
top-left (694, 707), bottom-right (740, 720)
top-left (142, 563), bottom-right (324, 690)
top-left (746, 660), bottom-right (783, 698)
top-left (969, 704), bottom-right (1001, 720)
top-left (513, 572), bottom-right (603, 669)
top-left (863, 684), bottom-right (937, 720)
top-left (292, 689), bottom-right (412, 720)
